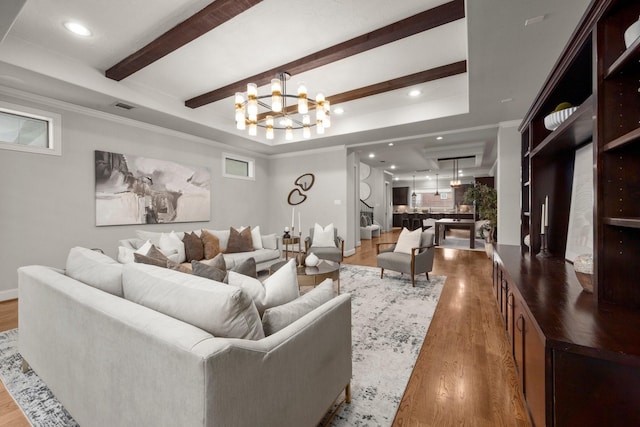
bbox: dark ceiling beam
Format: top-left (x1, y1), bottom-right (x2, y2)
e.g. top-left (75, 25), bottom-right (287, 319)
top-left (255, 61), bottom-right (467, 122)
top-left (105, 0), bottom-right (263, 81)
top-left (185, 0), bottom-right (465, 108)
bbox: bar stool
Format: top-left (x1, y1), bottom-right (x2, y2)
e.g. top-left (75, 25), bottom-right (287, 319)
top-left (411, 214), bottom-right (422, 231)
top-left (401, 212), bottom-right (410, 229)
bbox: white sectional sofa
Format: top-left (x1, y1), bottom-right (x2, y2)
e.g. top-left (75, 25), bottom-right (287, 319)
top-left (18, 247), bottom-right (352, 427)
top-left (118, 227), bottom-right (281, 271)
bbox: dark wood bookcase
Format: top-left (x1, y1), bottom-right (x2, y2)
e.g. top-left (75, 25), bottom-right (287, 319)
top-left (495, 0), bottom-right (640, 425)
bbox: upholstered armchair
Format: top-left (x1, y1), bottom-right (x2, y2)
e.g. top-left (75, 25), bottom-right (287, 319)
top-left (376, 230), bottom-right (435, 287)
top-left (360, 214), bottom-right (381, 240)
top-left (305, 227), bottom-right (345, 263)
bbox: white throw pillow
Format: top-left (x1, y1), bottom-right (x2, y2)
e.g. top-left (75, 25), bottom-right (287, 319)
top-left (262, 279), bottom-right (335, 336)
top-left (159, 231), bottom-right (186, 263)
top-left (262, 234), bottom-right (278, 250)
top-left (227, 258), bottom-right (300, 315)
top-left (66, 247), bottom-right (123, 297)
top-left (123, 263), bottom-right (264, 340)
top-left (117, 240), bottom-right (153, 264)
top-left (393, 227), bottom-right (422, 254)
top-left (312, 223), bottom-right (336, 248)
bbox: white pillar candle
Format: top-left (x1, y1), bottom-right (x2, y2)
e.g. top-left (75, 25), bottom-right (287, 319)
top-left (291, 207), bottom-right (295, 229)
top-left (544, 195), bottom-right (549, 226)
top-left (541, 203), bottom-right (545, 234)
top-left (298, 212), bottom-right (301, 233)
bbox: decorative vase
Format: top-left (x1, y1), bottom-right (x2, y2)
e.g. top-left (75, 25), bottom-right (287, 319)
top-left (305, 252), bottom-right (319, 267)
top-left (624, 15), bottom-right (640, 49)
top-left (574, 254), bottom-right (594, 293)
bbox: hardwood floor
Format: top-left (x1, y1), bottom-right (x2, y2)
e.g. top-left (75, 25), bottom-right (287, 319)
top-left (0, 231), bottom-right (529, 426)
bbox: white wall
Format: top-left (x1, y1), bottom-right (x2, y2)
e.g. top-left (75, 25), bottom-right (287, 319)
top-left (267, 146), bottom-right (349, 254)
top-left (496, 120), bottom-right (521, 245)
top-left (0, 92), bottom-right (270, 299)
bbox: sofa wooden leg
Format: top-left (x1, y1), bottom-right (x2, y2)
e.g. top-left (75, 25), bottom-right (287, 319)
top-left (345, 382), bottom-right (351, 404)
top-left (22, 358), bottom-right (30, 373)
top-left (380, 268), bottom-right (384, 279)
top-left (426, 272), bottom-right (430, 281)
top-left (411, 275), bottom-right (415, 287)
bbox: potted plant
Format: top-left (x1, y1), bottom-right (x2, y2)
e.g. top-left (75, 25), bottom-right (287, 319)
top-left (463, 184), bottom-right (497, 257)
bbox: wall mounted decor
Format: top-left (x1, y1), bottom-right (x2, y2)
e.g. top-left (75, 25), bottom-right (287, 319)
top-left (95, 150), bottom-right (210, 226)
top-left (288, 173), bottom-right (315, 205)
top-left (294, 173), bottom-right (315, 191)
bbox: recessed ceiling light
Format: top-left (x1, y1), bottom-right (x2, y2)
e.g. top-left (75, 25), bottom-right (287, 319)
top-left (394, 177), bottom-right (399, 181)
top-left (333, 107), bottom-right (344, 115)
top-left (436, 136), bottom-right (443, 140)
top-left (390, 165), bottom-right (396, 169)
top-left (368, 153), bottom-right (375, 158)
top-left (388, 142), bottom-right (394, 146)
top-left (64, 21), bottom-right (92, 37)
top-left (409, 89), bottom-right (421, 97)
top-left (500, 98), bottom-right (513, 103)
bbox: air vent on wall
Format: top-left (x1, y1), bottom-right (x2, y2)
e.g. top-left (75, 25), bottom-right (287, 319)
top-left (113, 102), bottom-right (135, 110)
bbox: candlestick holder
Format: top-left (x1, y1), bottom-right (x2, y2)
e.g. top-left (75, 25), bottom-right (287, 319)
top-left (297, 231), bottom-right (305, 268)
top-left (537, 226), bottom-right (552, 258)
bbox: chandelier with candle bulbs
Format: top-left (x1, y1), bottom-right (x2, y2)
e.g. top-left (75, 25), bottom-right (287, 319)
top-left (234, 71), bottom-right (331, 140)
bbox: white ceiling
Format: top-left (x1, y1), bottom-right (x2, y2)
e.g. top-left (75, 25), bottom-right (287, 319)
top-left (0, 0), bottom-right (591, 183)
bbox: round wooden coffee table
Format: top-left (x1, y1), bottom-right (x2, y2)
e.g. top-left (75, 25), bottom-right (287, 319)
top-left (269, 260), bottom-right (341, 294)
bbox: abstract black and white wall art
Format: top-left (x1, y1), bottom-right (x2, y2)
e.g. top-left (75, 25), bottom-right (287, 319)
top-left (565, 142), bottom-right (593, 261)
top-left (95, 150), bottom-right (210, 226)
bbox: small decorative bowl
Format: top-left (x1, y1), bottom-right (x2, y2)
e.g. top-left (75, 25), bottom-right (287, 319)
top-left (574, 254), bottom-right (594, 294)
top-left (544, 107), bottom-right (578, 131)
top-left (624, 16), bottom-right (640, 49)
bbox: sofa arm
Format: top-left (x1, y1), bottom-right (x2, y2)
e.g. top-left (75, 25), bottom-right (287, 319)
top-left (194, 294), bottom-right (352, 427)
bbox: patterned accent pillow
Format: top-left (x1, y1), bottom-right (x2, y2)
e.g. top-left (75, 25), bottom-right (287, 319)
top-left (134, 244), bottom-right (169, 267)
top-left (182, 231), bottom-right (204, 262)
top-left (201, 229), bottom-right (222, 259)
top-left (226, 226), bottom-right (254, 253)
top-left (167, 260), bottom-right (192, 274)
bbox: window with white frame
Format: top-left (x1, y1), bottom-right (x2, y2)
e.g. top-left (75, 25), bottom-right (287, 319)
top-left (0, 101), bottom-right (62, 156)
top-left (223, 153), bottom-right (255, 180)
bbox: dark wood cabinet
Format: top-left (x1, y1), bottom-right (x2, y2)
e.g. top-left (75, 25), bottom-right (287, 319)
top-left (392, 187), bottom-right (409, 205)
top-left (512, 1), bottom-right (640, 424)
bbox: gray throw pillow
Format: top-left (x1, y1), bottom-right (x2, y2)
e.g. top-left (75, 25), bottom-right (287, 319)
top-left (262, 279), bottom-right (335, 336)
top-left (192, 260), bottom-right (226, 283)
top-left (230, 257), bottom-right (257, 279)
top-left (134, 245), bottom-right (168, 267)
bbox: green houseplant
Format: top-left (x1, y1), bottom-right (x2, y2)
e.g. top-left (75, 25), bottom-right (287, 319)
top-left (463, 184), bottom-right (497, 244)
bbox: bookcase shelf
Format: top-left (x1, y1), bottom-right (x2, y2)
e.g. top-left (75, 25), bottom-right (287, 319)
top-left (511, 0), bottom-right (640, 424)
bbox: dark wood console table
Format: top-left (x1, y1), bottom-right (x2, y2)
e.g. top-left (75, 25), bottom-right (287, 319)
top-left (494, 245), bottom-right (640, 426)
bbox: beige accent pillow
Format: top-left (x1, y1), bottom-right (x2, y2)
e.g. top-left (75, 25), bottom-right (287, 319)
top-left (201, 229), bottom-right (222, 259)
top-left (227, 259), bottom-right (300, 315)
top-left (226, 227), bottom-right (254, 253)
top-left (262, 279), bottom-right (335, 336)
top-left (393, 227), bottom-right (422, 254)
top-left (167, 260), bottom-right (192, 274)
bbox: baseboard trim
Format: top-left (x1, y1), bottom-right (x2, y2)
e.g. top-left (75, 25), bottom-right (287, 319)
top-left (0, 288), bottom-right (18, 302)
top-left (344, 248), bottom-right (356, 257)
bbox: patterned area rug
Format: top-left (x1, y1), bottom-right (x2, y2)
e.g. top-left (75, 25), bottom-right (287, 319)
top-left (0, 265), bottom-right (445, 427)
top-left (327, 265), bottom-right (445, 426)
top-left (437, 235), bottom-right (486, 252)
top-left (0, 328), bottom-right (78, 426)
